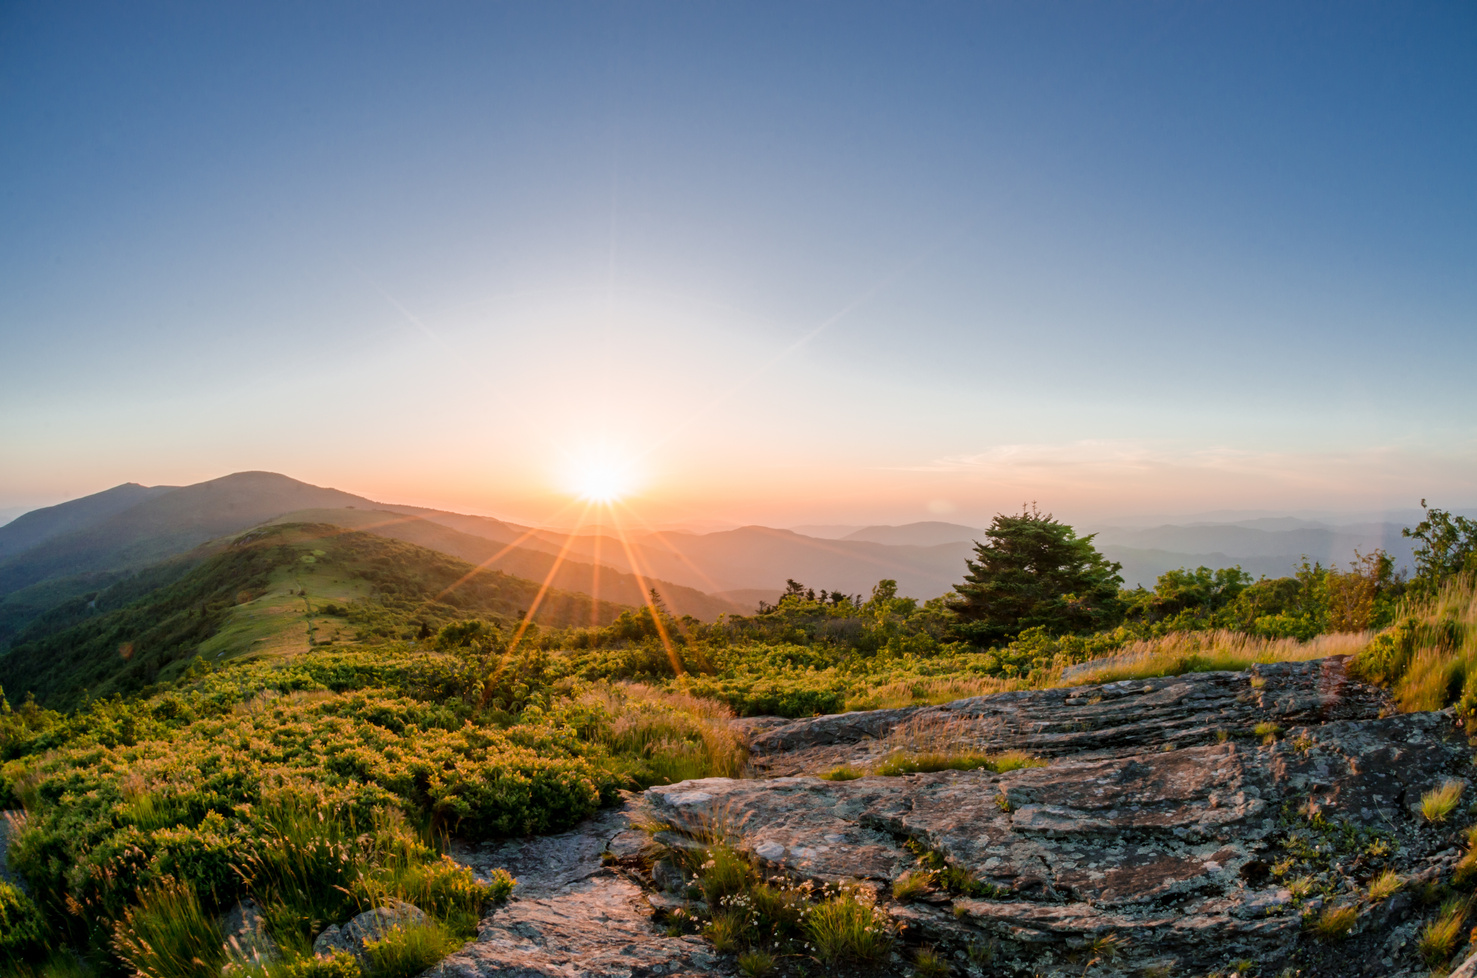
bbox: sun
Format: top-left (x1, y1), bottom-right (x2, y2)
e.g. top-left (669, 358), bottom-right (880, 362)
top-left (569, 460), bottom-right (633, 503)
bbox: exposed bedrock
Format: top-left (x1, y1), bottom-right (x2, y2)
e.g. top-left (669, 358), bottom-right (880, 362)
top-left (740, 657), bottom-right (1389, 777)
top-left (438, 660), bottom-right (1477, 977)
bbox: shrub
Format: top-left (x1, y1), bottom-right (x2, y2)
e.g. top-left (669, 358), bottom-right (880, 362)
top-left (0, 880), bottom-right (46, 964)
top-left (1422, 781), bottom-right (1465, 822)
top-left (805, 888), bottom-right (892, 966)
top-left (111, 878), bottom-right (225, 978)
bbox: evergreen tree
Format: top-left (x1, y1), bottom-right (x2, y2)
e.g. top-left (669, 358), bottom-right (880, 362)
top-left (949, 505), bottom-right (1124, 646)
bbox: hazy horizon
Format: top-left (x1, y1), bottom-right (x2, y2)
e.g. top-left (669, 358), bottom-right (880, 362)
top-left (3, 4), bottom-right (1474, 526)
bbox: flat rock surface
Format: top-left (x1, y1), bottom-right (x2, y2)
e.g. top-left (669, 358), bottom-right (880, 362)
top-left (745, 657), bottom-right (1388, 777)
top-left (429, 797), bottom-right (728, 978)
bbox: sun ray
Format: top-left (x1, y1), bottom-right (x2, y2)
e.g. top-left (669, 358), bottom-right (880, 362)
top-left (432, 496), bottom-right (590, 603)
top-left (504, 501), bottom-right (594, 655)
top-left (611, 499), bottom-right (734, 601)
top-left (605, 505), bottom-right (685, 683)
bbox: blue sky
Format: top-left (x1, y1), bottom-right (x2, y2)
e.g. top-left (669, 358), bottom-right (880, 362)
top-left (1, 2), bottom-right (1473, 526)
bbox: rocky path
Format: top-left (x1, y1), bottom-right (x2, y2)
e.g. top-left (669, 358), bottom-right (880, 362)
top-left (438, 659), bottom-right (1477, 977)
top-left (427, 802), bottom-right (730, 978)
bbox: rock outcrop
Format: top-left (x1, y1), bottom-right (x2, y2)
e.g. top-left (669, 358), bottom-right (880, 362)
top-left (426, 804), bottom-right (730, 978)
top-left (314, 901), bottom-right (428, 963)
top-left (441, 659), bottom-right (1477, 977)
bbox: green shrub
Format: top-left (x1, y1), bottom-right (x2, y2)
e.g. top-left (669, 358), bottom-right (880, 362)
top-left (0, 880), bottom-right (46, 964)
top-left (111, 878), bottom-right (224, 978)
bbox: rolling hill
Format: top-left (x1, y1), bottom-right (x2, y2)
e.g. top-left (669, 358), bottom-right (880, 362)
top-left (0, 522), bottom-right (631, 708)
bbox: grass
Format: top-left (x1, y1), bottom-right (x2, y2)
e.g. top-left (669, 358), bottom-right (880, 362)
top-left (1418, 900), bottom-right (1469, 967)
top-left (1307, 904), bottom-right (1358, 941)
top-left (736, 949), bottom-right (777, 978)
top-left (846, 677), bottom-right (1007, 712)
top-left (818, 764), bottom-right (864, 781)
top-left (805, 888), bottom-right (893, 966)
top-left (110, 879), bottom-right (225, 978)
top-left (891, 870), bottom-right (931, 902)
top-left (1367, 869), bottom-right (1403, 901)
top-left (912, 944), bottom-right (950, 978)
top-left (1422, 781), bottom-right (1465, 823)
top-left (1254, 721), bottom-right (1282, 745)
top-left (360, 918), bottom-right (458, 978)
top-left (1064, 629), bottom-right (1370, 686)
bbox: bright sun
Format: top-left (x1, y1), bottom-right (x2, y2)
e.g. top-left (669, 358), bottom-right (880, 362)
top-left (571, 461), bottom-right (632, 503)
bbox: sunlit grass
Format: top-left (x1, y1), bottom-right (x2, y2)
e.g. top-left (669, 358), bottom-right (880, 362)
top-left (1307, 903), bottom-right (1358, 941)
top-left (1421, 781), bottom-right (1464, 823)
top-left (1065, 629), bottom-right (1369, 686)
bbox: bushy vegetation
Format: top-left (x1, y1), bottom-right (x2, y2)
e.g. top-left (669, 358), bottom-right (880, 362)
top-left (0, 638), bottom-right (742, 975)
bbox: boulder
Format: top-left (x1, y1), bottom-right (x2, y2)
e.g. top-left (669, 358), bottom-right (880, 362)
top-left (219, 898), bottom-right (278, 973)
top-left (312, 901), bottom-right (427, 962)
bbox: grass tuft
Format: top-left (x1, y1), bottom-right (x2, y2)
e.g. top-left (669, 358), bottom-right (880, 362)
top-left (1418, 901), bottom-right (1468, 966)
top-left (360, 918), bottom-right (457, 978)
top-left (1422, 781), bottom-right (1465, 823)
top-left (1308, 904), bottom-right (1357, 941)
top-left (891, 870), bottom-right (931, 902)
top-left (912, 944), bottom-right (950, 978)
top-left (805, 888), bottom-right (893, 966)
top-left (818, 765), bottom-right (864, 781)
top-left (1367, 869), bottom-right (1403, 901)
top-left (736, 949), bottom-right (777, 978)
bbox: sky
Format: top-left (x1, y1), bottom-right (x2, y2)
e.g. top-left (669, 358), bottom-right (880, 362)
top-left (2, 2), bottom-right (1474, 529)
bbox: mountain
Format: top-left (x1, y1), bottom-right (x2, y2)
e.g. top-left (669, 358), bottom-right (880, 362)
top-left (0, 471), bottom-right (376, 599)
top-left (0, 522), bottom-right (630, 708)
top-left (842, 522), bottom-right (982, 547)
top-left (0, 481), bottom-right (176, 562)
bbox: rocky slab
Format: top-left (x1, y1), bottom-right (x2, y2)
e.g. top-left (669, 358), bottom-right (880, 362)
top-left (745, 657), bottom-right (1388, 777)
top-left (428, 799), bottom-right (730, 978)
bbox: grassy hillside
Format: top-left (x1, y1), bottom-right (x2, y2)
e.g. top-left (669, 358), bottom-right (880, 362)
top-left (268, 507), bottom-right (748, 620)
top-left (0, 523), bottom-right (631, 709)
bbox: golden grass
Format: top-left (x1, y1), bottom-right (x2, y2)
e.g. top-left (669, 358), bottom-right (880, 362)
top-left (1367, 869), bottom-right (1403, 901)
top-left (1065, 629), bottom-right (1370, 686)
top-left (1307, 904), bottom-right (1358, 941)
top-left (845, 677), bottom-right (1009, 712)
top-left (1421, 781), bottom-right (1465, 823)
top-left (1419, 901), bottom-right (1468, 966)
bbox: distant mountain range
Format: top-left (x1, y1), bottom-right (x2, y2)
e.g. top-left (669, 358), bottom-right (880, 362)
top-left (0, 472), bottom-right (1437, 656)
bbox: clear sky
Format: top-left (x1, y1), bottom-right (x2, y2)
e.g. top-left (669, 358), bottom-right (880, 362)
top-left (2, 2), bottom-right (1474, 528)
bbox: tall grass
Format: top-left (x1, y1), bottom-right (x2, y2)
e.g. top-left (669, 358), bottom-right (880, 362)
top-left (111, 879), bottom-right (224, 978)
top-left (581, 684), bottom-right (747, 784)
top-left (1064, 629), bottom-right (1370, 686)
top-left (1351, 573), bottom-right (1477, 712)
